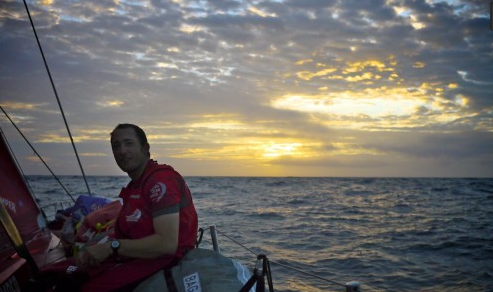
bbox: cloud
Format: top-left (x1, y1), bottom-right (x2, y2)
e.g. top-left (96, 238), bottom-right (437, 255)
top-left (0, 0), bottom-right (491, 177)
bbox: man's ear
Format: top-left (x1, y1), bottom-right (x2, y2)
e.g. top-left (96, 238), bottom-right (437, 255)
top-left (144, 143), bottom-right (150, 157)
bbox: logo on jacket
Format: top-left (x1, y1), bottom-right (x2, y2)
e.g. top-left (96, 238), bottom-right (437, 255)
top-left (66, 265), bottom-right (78, 275)
top-left (150, 182), bottom-right (166, 203)
top-left (126, 209), bottom-right (142, 222)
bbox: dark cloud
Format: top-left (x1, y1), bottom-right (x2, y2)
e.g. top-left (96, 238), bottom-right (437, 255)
top-left (283, 0), bottom-right (337, 10)
top-left (364, 131), bottom-right (493, 159)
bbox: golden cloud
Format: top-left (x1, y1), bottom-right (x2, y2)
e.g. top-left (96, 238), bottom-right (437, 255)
top-left (295, 59), bottom-right (395, 81)
top-left (0, 101), bottom-right (47, 110)
top-left (271, 85), bottom-right (475, 131)
top-left (296, 68), bottom-right (338, 81)
top-left (96, 100), bottom-right (124, 107)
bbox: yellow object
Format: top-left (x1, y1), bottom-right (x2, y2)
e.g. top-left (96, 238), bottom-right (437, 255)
top-left (96, 220), bottom-right (115, 232)
top-left (0, 203), bottom-right (23, 248)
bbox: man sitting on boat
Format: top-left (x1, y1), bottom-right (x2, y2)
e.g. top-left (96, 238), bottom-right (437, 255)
top-left (73, 123), bottom-right (198, 291)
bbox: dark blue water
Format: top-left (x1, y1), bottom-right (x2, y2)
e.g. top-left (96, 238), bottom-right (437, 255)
top-left (27, 176), bottom-right (493, 292)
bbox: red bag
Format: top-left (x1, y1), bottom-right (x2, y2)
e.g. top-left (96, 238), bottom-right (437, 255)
top-left (74, 200), bottom-right (122, 244)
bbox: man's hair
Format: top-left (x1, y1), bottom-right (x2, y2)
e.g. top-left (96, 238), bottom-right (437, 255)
top-left (110, 123), bottom-right (148, 147)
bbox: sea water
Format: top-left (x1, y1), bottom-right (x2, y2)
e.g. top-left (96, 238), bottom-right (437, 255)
top-left (26, 176), bottom-right (493, 292)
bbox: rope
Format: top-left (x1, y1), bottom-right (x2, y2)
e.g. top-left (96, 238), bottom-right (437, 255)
top-left (1, 108), bottom-right (76, 203)
top-left (216, 229), bottom-right (259, 256)
top-left (216, 228), bottom-right (347, 289)
top-left (22, 0), bottom-right (92, 197)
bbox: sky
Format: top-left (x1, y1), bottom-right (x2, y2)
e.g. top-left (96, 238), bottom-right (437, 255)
top-left (0, 0), bottom-right (492, 177)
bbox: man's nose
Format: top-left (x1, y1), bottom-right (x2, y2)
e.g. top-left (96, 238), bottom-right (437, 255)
top-left (114, 144), bottom-right (126, 155)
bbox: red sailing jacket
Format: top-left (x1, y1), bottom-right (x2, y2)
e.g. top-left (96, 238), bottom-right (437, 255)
top-left (115, 160), bottom-right (198, 256)
top-left (39, 160), bottom-right (198, 292)
top-left (80, 160), bottom-right (198, 292)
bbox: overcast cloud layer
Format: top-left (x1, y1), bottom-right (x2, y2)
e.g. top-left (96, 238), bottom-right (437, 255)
top-left (1, 0), bottom-right (492, 177)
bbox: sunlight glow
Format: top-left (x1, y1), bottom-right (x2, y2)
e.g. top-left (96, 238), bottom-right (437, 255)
top-left (295, 59), bottom-right (313, 65)
top-left (167, 47), bottom-right (180, 52)
top-left (169, 120), bottom-right (316, 161)
top-left (0, 102), bottom-right (47, 110)
top-left (295, 59), bottom-right (396, 82)
top-left (271, 86), bottom-right (472, 130)
top-left (80, 152), bottom-right (107, 157)
top-left (175, 115), bottom-right (315, 160)
top-left (344, 60), bottom-right (390, 73)
top-left (40, 0), bottom-right (54, 6)
top-left (393, 6), bottom-right (426, 29)
top-left (259, 142), bottom-right (303, 158)
top-left (248, 6), bottom-right (277, 18)
top-left (38, 134), bottom-right (70, 143)
top-left (296, 68), bottom-right (337, 80)
top-left (157, 62), bottom-right (178, 69)
top-left (36, 128), bottom-right (109, 143)
top-left (272, 92), bottom-right (423, 117)
top-left (179, 24), bottom-right (204, 34)
top-left (96, 100), bottom-right (124, 107)
top-left (410, 15), bottom-right (426, 29)
top-left (189, 120), bottom-right (246, 130)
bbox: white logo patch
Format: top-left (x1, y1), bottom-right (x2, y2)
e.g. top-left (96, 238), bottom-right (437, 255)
top-left (126, 209), bottom-right (142, 222)
top-left (150, 182), bottom-right (166, 203)
top-left (66, 265), bottom-right (78, 275)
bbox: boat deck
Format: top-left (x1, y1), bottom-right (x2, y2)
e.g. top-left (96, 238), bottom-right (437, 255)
top-left (0, 229), bottom-right (66, 289)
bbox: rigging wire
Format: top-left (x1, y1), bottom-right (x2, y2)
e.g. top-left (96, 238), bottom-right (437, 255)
top-left (216, 228), bottom-right (349, 289)
top-left (0, 107), bottom-right (76, 203)
top-left (22, 0), bottom-right (92, 197)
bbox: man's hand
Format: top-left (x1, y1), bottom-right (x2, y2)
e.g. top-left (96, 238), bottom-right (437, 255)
top-left (77, 243), bottom-right (111, 269)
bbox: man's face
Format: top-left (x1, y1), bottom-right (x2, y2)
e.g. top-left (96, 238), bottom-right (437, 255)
top-left (111, 127), bottom-right (148, 175)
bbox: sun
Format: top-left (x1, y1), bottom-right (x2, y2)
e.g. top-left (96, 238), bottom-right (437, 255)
top-left (260, 142), bottom-right (303, 158)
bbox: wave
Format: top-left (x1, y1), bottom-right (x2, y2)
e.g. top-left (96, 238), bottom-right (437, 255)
top-left (25, 176), bottom-right (493, 292)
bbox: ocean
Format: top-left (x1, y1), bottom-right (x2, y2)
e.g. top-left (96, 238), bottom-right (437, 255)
top-left (26, 176), bottom-right (493, 292)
